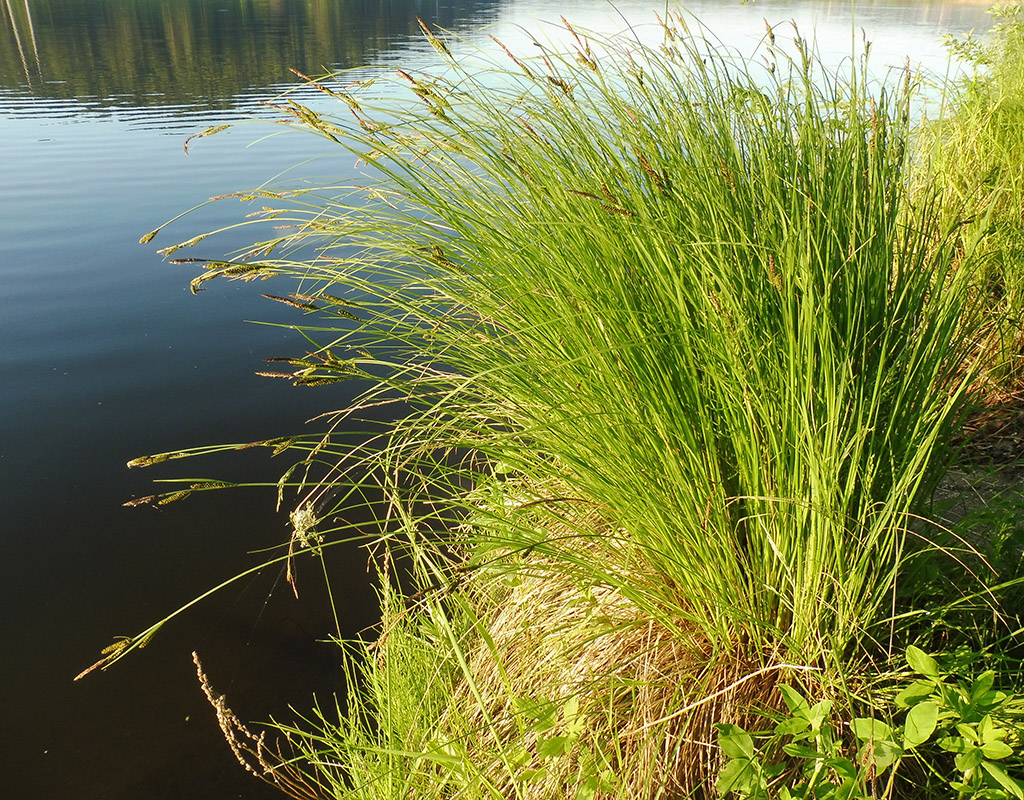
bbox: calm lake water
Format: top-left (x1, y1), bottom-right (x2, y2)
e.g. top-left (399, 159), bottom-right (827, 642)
top-left (0, 0), bottom-right (995, 797)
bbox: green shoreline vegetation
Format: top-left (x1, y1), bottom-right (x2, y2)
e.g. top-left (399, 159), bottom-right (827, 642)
top-left (86, 5), bottom-right (1024, 798)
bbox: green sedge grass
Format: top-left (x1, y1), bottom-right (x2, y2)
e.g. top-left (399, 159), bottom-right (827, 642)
top-left (108, 10), bottom-right (1012, 798)
top-left (212, 15), bottom-right (980, 667)
top-left (923, 2), bottom-right (1024, 398)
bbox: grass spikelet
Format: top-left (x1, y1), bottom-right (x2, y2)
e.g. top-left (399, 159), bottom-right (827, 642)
top-left (126, 450), bottom-right (191, 468)
top-left (261, 294), bottom-right (319, 311)
top-left (293, 376), bottom-right (347, 387)
top-left (159, 233), bottom-right (210, 257)
top-left (188, 481), bottom-right (237, 491)
top-left (156, 490), bottom-right (192, 505)
top-left (269, 437), bottom-right (298, 456)
top-left (189, 272), bottom-right (214, 294)
top-left (183, 124), bottom-right (230, 155)
top-left (316, 292), bottom-right (360, 308)
top-left (418, 17), bottom-right (453, 60)
top-left (193, 652), bottom-right (271, 776)
top-left (101, 638), bottom-right (131, 656)
top-left (220, 263), bottom-right (265, 278)
top-left (122, 495), bottom-right (158, 507)
top-left (490, 35), bottom-right (535, 78)
top-left (125, 455), bottom-right (155, 468)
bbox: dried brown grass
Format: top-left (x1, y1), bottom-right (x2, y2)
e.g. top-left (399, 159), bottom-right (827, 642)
top-left (436, 502), bottom-right (816, 799)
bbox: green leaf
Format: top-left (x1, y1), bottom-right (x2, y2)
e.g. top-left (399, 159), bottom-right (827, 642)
top-left (979, 714), bottom-right (1013, 752)
top-left (765, 763), bottom-right (787, 778)
top-left (980, 714), bottom-right (996, 740)
top-left (514, 697), bottom-right (557, 730)
top-left (562, 695), bottom-right (580, 724)
top-left (949, 690), bottom-right (973, 720)
top-left (576, 775), bottom-right (598, 800)
top-left (783, 743), bottom-right (825, 760)
top-left (538, 735), bottom-right (570, 759)
top-left (825, 758), bottom-right (858, 779)
top-left (939, 736), bottom-right (968, 753)
top-left (831, 778), bottom-right (862, 800)
top-left (906, 646), bottom-right (940, 678)
top-left (718, 724), bottom-right (756, 760)
top-left (597, 769), bottom-right (616, 792)
top-left (982, 741), bottom-right (1014, 760)
top-left (808, 699), bottom-right (833, 731)
top-left (563, 697), bottom-right (585, 739)
top-left (575, 770), bottom-right (616, 800)
top-left (904, 702), bottom-right (939, 749)
top-left (811, 783), bottom-right (837, 799)
top-left (956, 746), bottom-right (985, 772)
top-left (776, 716), bottom-right (811, 736)
top-left (978, 689), bottom-right (1009, 709)
top-left (533, 707), bottom-right (558, 732)
top-left (971, 671), bottom-right (996, 702)
top-left (780, 685), bottom-right (812, 718)
top-left (507, 744), bottom-right (531, 768)
top-left (957, 723), bottom-right (981, 744)
top-left (895, 679), bottom-right (936, 708)
top-left (716, 759), bottom-right (761, 796)
top-left (858, 738), bottom-right (901, 774)
top-left (871, 740), bottom-right (902, 773)
top-left (982, 761), bottom-right (1024, 799)
top-left (851, 718), bottom-right (893, 743)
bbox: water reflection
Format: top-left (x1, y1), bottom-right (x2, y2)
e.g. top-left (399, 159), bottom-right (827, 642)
top-left (1, 0), bottom-right (997, 129)
top-left (0, 0), bottom-right (503, 111)
top-left (2, 0), bottom-right (40, 87)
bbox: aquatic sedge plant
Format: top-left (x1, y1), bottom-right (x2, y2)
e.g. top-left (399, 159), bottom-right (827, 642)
top-left (921, 1), bottom-right (1024, 403)
top-left (91, 11), bottom-right (1000, 798)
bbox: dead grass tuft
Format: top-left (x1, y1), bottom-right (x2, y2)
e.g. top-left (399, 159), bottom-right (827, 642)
top-left (434, 500), bottom-right (814, 798)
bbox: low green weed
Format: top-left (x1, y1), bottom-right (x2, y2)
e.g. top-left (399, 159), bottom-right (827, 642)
top-left (509, 695), bottom-right (617, 800)
top-left (716, 647), bottom-right (1024, 800)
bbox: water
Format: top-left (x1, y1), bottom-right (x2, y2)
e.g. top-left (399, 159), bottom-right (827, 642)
top-left (0, 0), bottom-right (994, 797)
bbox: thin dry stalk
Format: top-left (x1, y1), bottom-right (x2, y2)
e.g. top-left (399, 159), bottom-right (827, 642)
top-left (192, 652), bottom-right (325, 800)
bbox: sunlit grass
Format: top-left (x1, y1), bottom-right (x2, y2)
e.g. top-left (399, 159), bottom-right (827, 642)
top-left (230, 14), bottom-right (980, 664)
top-left (99, 9), bottom-right (1024, 799)
top-left (924, 2), bottom-right (1024, 399)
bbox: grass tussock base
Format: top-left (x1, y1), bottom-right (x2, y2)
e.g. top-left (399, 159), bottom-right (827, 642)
top-left (444, 546), bottom-right (797, 797)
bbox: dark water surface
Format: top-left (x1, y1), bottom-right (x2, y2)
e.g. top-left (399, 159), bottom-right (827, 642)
top-left (0, 1), bottom-right (994, 797)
